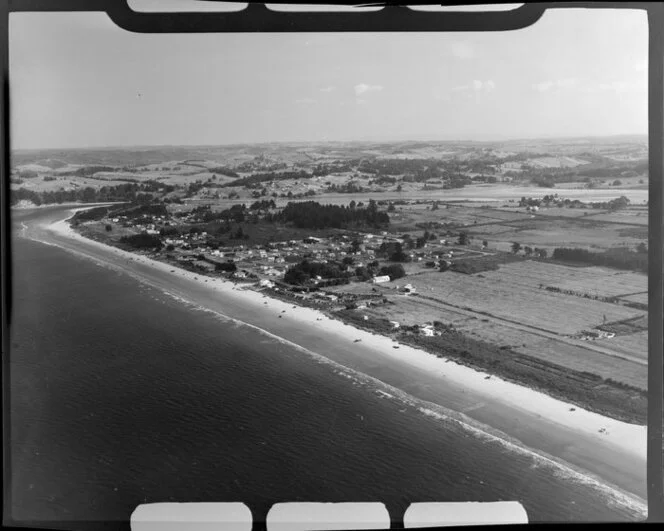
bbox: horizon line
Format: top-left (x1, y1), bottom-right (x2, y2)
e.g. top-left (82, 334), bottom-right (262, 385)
top-left (12, 133), bottom-right (648, 153)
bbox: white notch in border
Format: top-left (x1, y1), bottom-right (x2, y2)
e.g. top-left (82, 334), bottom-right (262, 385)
top-left (404, 502), bottom-right (528, 528)
top-left (267, 502), bottom-right (390, 531)
top-left (130, 502), bottom-right (252, 531)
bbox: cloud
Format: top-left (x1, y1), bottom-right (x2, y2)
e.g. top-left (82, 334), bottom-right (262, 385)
top-left (556, 78), bottom-right (577, 88)
top-left (455, 80), bottom-right (495, 92)
top-left (354, 83), bottom-right (383, 96)
top-left (634, 59), bottom-right (647, 72)
top-left (320, 86), bottom-right (336, 92)
top-left (532, 78), bottom-right (577, 92)
top-left (532, 80), bottom-right (554, 92)
top-left (450, 40), bottom-right (475, 59)
top-left (295, 98), bottom-right (316, 104)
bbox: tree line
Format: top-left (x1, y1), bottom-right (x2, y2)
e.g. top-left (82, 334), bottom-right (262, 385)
top-left (272, 200), bottom-right (390, 230)
top-left (552, 247), bottom-right (647, 273)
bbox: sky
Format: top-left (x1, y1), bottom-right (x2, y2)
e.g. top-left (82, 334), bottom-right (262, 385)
top-left (9, 4), bottom-right (648, 150)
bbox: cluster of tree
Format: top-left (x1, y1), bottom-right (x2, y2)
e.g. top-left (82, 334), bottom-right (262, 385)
top-left (511, 242), bottom-right (548, 258)
top-left (370, 175), bottom-right (398, 186)
top-left (119, 233), bottom-right (163, 250)
top-left (214, 261), bottom-right (237, 272)
top-left (207, 166), bottom-right (239, 178)
top-left (552, 246), bottom-right (647, 273)
top-left (326, 181), bottom-right (367, 194)
top-left (223, 170), bottom-right (312, 189)
top-left (249, 199), bottom-right (277, 211)
top-left (444, 174), bottom-right (473, 189)
top-left (72, 205), bottom-right (119, 222)
top-left (58, 165), bottom-right (116, 177)
top-left (10, 181), bottom-right (164, 206)
top-left (284, 259), bottom-right (353, 285)
top-left (378, 263), bottom-right (406, 280)
top-left (115, 202), bottom-right (168, 220)
top-left (533, 175), bottom-right (556, 188)
top-left (588, 196), bottom-right (631, 211)
top-left (378, 241), bottom-right (411, 262)
top-left (236, 160), bottom-right (288, 173)
top-left (273, 200), bottom-right (389, 230)
top-left (311, 160), bottom-right (359, 176)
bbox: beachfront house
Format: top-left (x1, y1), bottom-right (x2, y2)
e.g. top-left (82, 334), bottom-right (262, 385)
top-left (372, 275), bottom-right (390, 284)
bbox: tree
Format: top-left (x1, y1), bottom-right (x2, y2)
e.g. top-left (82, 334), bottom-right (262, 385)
top-left (524, 246), bottom-right (533, 257)
top-left (511, 242), bottom-right (522, 254)
top-left (482, 240), bottom-right (488, 248)
top-left (637, 242), bottom-right (648, 253)
top-left (613, 179), bottom-right (622, 186)
top-left (166, 244), bottom-right (175, 251)
top-left (396, 184), bottom-right (402, 192)
top-left (105, 224), bottom-right (112, 232)
top-left (457, 232), bottom-right (469, 246)
top-left (439, 261), bottom-right (450, 272)
top-left (349, 200), bottom-right (356, 210)
top-left (379, 263), bottom-right (406, 280)
top-left (342, 256), bottom-right (354, 266)
top-left (538, 248), bottom-right (548, 259)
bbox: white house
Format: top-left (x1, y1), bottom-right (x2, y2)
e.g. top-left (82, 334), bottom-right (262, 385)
top-left (372, 275), bottom-right (390, 284)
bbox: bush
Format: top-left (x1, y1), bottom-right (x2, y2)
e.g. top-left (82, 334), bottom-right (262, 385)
top-left (120, 233), bottom-right (162, 250)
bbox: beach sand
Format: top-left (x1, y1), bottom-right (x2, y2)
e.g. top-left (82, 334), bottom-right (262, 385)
top-left (19, 207), bottom-right (648, 513)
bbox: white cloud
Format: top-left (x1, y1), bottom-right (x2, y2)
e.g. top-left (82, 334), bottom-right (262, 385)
top-left (532, 80), bottom-right (554, 92)
top-left (533, 78), bottom-right (577, 92)
top-left (451, 80), bottom-right (495, 94)
top-left (450, 40), bottom-right (475, 59)
top-left (354, 83), bottom-right (383, 96)
top-left (320, 86), bottom-right (336, 92)
top-left (556, 78), bottom-right (577, 88)
top-left (295, 98), bottom-right (316, 104)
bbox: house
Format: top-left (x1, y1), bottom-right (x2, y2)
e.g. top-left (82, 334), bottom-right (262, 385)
top-left (389, 321), bottom-right (400, 329)
top-left (401, 284), bottom-right (415, 293)
top-left (372, 275), bottom-right (390, 284)
top-left (259, 279), bottom-right (275, 288)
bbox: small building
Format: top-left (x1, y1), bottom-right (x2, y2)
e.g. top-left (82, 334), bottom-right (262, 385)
top-left (259, 279), bottom-right (275, 288)
top-left (372, 275), bottom-right (390, 284)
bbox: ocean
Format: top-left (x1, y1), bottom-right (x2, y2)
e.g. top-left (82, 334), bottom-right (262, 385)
top-left (7, 214), bottom-right (645, 529)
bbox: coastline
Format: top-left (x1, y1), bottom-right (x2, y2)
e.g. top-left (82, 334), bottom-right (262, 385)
top-left (20, 207), bottom-right (648, 513)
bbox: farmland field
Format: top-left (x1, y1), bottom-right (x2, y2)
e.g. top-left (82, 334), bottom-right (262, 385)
top-left (513, 339), bottom-right (646, 390)
top-left (403, 271), bottom-right (645, 336)
top-left (620, 292), bottom-right (648, 305)
top-left (594, 331), bottom-right (648, 361)
top-left (477, 261), bottom-right (647, 298)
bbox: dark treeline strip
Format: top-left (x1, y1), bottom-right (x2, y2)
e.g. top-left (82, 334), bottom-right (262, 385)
top-left (273, 200), bottom-right (389, 230)
top-left (552, 247), bottom-right (647, 273)
top-left (223, 170), bottom-right (312, 188)
top-left (11, 181), bottom-right (173, 207)
top-left (119, 233), bottom-right (163, 250)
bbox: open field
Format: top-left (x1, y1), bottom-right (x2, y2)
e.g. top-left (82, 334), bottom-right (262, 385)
top-left (402, 270), bottom-right (645, 336)
top-left (478, 261), bottom-right (647, 299)
top-left (467, 217), bottom-right (646, 251)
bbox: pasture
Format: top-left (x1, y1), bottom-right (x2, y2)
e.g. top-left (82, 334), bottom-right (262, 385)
top-left (402, 270), bottom-right (645, 336)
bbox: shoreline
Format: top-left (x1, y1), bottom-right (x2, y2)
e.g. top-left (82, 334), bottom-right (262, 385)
top-left (18, 206), bottom-right (648, 513)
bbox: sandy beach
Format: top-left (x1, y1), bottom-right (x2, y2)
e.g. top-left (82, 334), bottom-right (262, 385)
top-left (16, 206), bottom-right (648, 514)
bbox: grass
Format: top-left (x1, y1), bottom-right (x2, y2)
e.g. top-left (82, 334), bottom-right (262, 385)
top-left (332, 310), bottom-right (646, 424)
